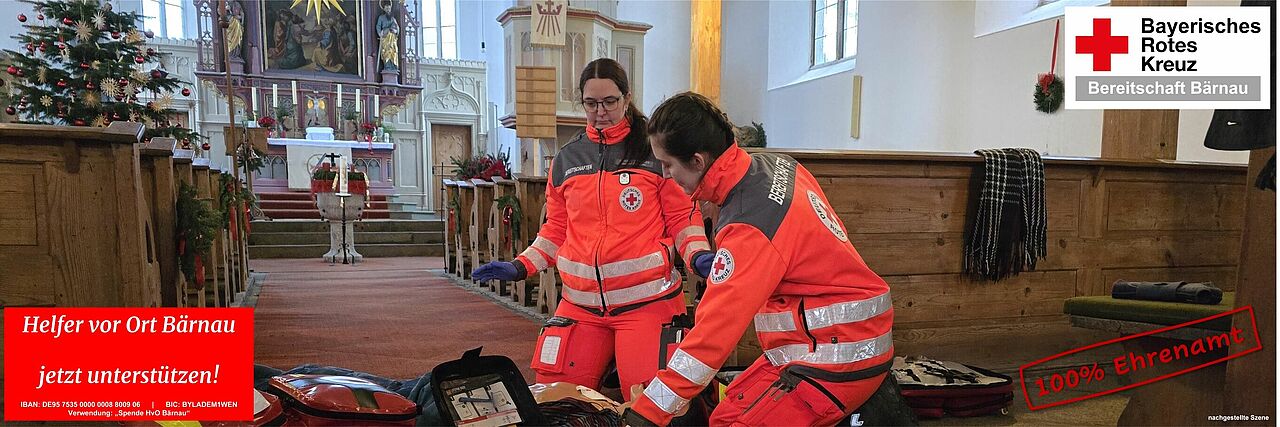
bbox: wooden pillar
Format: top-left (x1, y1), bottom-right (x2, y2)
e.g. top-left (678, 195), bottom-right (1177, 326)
top-left (1224, 147), bottom-right (1276, 417)
top-left (690, 0), bottom-right (722, 104)
top-left (1100, 0), bottom-right (1186, 161)
top-left (140, 138), bottom-right (178, 307)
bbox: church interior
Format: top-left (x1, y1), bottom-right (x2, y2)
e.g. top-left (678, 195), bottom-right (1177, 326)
top-left (0, 0), bottom-right (1274, 425)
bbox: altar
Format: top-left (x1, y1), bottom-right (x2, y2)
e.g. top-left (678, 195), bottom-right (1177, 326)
top-left (268, 136), bottom-right (395, 191)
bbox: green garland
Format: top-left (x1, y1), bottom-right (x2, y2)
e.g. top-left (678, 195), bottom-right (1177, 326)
top-left (1034, 75), bottom-right (1064, 113)
top-left (176, 182), bottom-right (221, 283)
top-left (311, 168), bottom-right (366, 181)
top-left (217, 172), bottom-right (238, 228)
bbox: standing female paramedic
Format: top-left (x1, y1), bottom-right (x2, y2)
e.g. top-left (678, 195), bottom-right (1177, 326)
top-left (471, 59), bottom-right (714, 401)
top-left (622, 92), bottom-right (895, 427)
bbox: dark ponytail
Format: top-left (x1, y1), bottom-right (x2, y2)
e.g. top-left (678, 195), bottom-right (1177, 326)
top-left (578, 58), bottom-right (650, 168)
top-left (647, 92), bottom-right (735, 163)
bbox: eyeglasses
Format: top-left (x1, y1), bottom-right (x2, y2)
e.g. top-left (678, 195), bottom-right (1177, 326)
top-left (582, 96), bottom-right (621, 112)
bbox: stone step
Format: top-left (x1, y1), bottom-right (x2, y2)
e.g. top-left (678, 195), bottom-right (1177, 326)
top-left (249, 219), bottom-right (444, 233)
top-left (262, 209), bottom-right (391, 220)
top-left (256, 191), bottom-right (389, 202)
top-left (258, 199), bottom-right (391, 210)
top-left (249, 231), bottom-right (444, 246)
top-left (250, 243), bottom-right (443, 258)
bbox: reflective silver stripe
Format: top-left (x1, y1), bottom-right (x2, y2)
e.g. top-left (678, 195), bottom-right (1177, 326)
top-left (667, 349), bottom-right (715, 386)
top-left (752, 292), bottom-right (892, 333)
top-left (519, 247), bottom-right (550, 271)
top-left (556, 256), bottom-right (597, 280)
top-left (682, 240), bottom-right (711, 256)
top-left (642, 377), bottom-right (689, 415)
top-left (602, 273), bottom-right (679, 306)
top-left (560, 270), bottom-right (680, 309)
top-left (805, 292), bottom-right (893, 330)
top-left (560, 285), bottom-right (603, 307)
top-left (674, 225), bottom-right (704, 248)
top-left (531, 236), bottom-right (560, 259)
top-left (599, 251), bottom-right (665, 279)
top-left (763, 331), bottom-right (893, 366)
top-left (753, 311), bottom-right (797, 333)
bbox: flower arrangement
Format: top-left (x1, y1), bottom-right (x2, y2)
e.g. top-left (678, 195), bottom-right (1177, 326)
top-left (451, 151), bottom-right (512, 181)
top-left (257, 116), bottom-right (276, 128)
top-left (310, 164), bottom-right (369, 195)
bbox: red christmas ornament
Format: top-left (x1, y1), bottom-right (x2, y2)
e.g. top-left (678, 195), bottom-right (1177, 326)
top-left (111, 31), bottom-right (120, 39)
top-left (144, 30), bottom-right (154, 38)
top-left (73, 118), bottom-right (86, 126)
top-left (181, 88), bottom-right (191, 96)
top-left (147, 48), bottom-right (155, 56)
top-left (151, 70), bottom-right (162, 79)
top-left (56, 42), bottom-right (65, 50)
top-left (17, 13), bottom-right (26, 22)
top-left (37, 43), bottom-right (46, 52)
top-left (85, 81), bottom-right (95, 89)
top-left (79, 62), bottom-right (89, 69)
top-left (56, 79), bottom-right (66, 87)
top-left (5, 106), bottom-right (15, 115)
top-left (57, 112), bottom-right (65, 118)
top-left (118, 78), bottom-right (129, 86)
top-left (5, 65), bottom-right (16, 75)
top-left (62, 17), bottom-right (72, 25)
top-left (112, 112), bottom-right (121, 119)
top-left (201, 142), bottom-right (211, 151)
top-left (25, 43), bottom-right (33, 52)
top-left (135, 56), bottom-right (144, 64)
top-left (37, 14), bottom-right (43, 20)
top-left (15, 69), bottom-right (23, 77)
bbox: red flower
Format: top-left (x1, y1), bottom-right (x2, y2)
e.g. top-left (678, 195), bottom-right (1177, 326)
top-left (361, 122), bottom-right (376, 131)
top-left (257, 116), bottom-right (276, 127)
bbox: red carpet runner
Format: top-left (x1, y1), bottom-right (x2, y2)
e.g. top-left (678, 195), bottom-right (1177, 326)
top-left (251, 257), bottom-right (541, 382)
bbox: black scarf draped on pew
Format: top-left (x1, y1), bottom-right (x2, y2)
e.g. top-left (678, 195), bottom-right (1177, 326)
top-left (963, 148), bottom-right (1047, 281)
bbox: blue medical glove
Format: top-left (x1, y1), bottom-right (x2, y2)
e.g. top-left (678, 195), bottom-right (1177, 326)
top-left (693, 252), bottom-right (715, 278)
top-left (472, 261), bottom-right (522, 282)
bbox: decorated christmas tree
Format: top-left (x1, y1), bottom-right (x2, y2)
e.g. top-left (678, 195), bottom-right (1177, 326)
top-left (1, 0), bottom-right (200, 147)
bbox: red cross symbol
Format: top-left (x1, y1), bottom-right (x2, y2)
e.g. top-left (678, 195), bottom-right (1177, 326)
top-left (625, 192), bottom-right (639, 207)
top-left (712, 257), bottom-right (727, 275)
top-left (1076, 19), bottom-right (1128, 72)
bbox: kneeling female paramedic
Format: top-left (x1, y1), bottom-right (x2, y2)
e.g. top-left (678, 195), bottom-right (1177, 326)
top-left (623, 92), bottom-right (895, 427)
top-left (472, 59), bottom-right (713, 401)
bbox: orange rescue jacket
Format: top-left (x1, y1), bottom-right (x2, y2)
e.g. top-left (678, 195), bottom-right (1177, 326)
top-left (631, 145), bottom-right (894, 425)
top-left (514, 121), bottom-right (711, 315)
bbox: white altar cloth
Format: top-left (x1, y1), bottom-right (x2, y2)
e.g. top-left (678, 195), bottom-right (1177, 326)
top-left (268, 138), bottom-right (394, 190)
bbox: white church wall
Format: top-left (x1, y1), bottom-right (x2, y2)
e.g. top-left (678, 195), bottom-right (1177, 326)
top-left (719, 0), bottom-right (1249, 163)
top-left (617, 0), bottom-right (690, 115)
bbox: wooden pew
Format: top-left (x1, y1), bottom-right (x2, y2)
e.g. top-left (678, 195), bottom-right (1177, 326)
top-left (211, 166), bottom-right (236, 306)
top-left (470, 178), bottom-right (496, 291)
top-left (455, 180), bottom-right (475, 278)
top-left (0, 122), bottom-right (160, 307)
top-left (442, 179), bottom-right (457, 275)
top-left (516, 176), bottom-right (553, 312)
top-left (490, 177), bottom-right (525, 303)
top-left (172, 148), bottom-right (195, 307)
top-left (191, 158), bottom-right (215, 308)
top-left (139, 137), bottom-right (180, 307)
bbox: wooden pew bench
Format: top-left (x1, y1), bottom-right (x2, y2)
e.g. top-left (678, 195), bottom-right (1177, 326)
top-left (1064, 294), bottom-right (1238, 425)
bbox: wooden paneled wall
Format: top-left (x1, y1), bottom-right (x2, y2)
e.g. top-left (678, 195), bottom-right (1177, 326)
top-left (784, 150), bottom-right (1246, 367)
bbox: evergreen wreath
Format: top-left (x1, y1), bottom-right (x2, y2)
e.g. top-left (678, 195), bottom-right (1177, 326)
top-left (176, 182), bottom-right (221, 284)
top-left (1034, 74), bottom-right (1064, 113)
top-left (495, 194), bottom-right (523, 248)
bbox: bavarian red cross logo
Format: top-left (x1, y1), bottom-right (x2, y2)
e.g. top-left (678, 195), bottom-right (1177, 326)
top-left (619, 186), bottom-right (643, 212)
top-left (709, 248), bottom-right (734, 284)
top-left (1076, 18), bottom-right (1128, 72)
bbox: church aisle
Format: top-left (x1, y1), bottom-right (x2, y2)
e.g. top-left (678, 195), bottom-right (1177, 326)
top-left (250, 257), bottom-right (541, 382)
